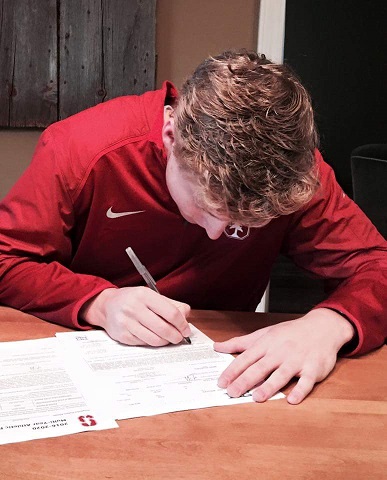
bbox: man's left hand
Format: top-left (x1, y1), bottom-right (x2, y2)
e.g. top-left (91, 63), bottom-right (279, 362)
top-left (214, 308), bottom-right (355, 404)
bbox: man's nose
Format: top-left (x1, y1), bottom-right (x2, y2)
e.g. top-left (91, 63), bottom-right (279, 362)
top-left (205, 219), bottom-right (228, 240)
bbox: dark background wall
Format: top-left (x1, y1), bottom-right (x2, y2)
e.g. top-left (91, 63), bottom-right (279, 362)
top-left (270, 0), bottom-right (387, 313)
top-left (284, 0), bottom-right (387, 195)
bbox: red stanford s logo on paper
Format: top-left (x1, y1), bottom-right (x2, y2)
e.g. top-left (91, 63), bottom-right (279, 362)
top-left (224, 224), bottom-right (250, 240)
top-left (78, 415), bottom-right (97, 427)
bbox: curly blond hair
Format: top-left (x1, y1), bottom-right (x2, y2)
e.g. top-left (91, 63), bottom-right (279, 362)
top-left (173, 50), bottom-right (319, 226)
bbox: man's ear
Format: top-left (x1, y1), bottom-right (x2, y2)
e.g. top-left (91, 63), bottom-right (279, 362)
top-left (162, 106), bottom-right (175, 155)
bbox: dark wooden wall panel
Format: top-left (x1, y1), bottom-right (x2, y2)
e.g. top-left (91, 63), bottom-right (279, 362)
top-left (59, 0), bottom-right (103, 119)
top-left (0, 0), bottom-right (156, 127)
top-left (0, 0), bottom-right (14, 126)
top-left (59, 0), bottom-right (156, 119)
top-left (103, 0), bottom-right (156, 97)
top-left (0, 0), bottom-right (57, 127)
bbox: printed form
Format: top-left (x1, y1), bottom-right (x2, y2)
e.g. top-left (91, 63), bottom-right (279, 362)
top-left (57, 325), bottom-right (284, 420)
top-left (0, 325), bottom-right (283, 444)
top-left (0, 337), bottom-right (117, 445)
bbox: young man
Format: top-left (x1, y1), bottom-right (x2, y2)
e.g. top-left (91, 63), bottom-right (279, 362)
top-left (0, 50), bottom-right (386, 404)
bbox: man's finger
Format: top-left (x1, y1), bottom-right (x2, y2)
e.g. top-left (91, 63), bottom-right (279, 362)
top-left (170, 299), bottom-right (191, 317)
top-left (224, 357), bottom-right (277, 397)
top-left (286, 374), bottom-right (316, 404)
top-left (252, 364), bottom-right (297, 402)
top-left (117, 330), bottom-right (148, 346)
top-left (145, 292), bottom-right (191, 337)
top-left (217, 347), bottom-right (266, 389)
top-left (136, 306), bottom-right (187, 344)
top-left (130, 322), bottom-right (171, 347)
top-left (214, 330), bottom-right (264, 354)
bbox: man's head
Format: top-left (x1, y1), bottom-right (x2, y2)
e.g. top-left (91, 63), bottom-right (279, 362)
top-left (163, 49), bottom-right (319, 234)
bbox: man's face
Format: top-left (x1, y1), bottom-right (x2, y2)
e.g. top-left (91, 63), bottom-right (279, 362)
top-left (165, 152), bottom-right (229, 240)
top-left (162, 105), bottom-right (229, 240)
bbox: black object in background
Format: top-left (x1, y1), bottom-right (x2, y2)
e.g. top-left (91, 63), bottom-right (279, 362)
top-left (351, 144), bottom-right (387, 238)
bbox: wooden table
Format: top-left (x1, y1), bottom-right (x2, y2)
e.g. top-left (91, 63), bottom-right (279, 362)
top-left (0, 306), bottom-right (386, 480)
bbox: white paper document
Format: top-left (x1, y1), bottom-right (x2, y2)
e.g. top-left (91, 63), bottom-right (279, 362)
top-left (0, 337), bottom-right (118, 445)
top-left (0, 325), bottom-right (284, 445)
top-left (56, 325), bottom-right (284, 420)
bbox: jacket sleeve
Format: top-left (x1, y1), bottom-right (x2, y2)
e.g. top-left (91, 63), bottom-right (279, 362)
top-left (0, 128), bottom-right (116, 328)
top-left (282, 151), bottom-right (387, 355)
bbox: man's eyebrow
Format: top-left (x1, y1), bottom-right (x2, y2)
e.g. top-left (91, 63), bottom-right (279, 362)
top-left (191, 192), bottom-right (229, 221)
top-left (206, 210), bottom-right (230, 222)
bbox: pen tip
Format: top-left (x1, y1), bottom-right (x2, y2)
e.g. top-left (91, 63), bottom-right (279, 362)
top-left (184, 337), bottom-right (192, 344)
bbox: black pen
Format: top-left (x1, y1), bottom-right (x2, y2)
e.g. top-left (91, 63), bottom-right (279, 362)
top-left (125, 247), bottom-right (191, 344)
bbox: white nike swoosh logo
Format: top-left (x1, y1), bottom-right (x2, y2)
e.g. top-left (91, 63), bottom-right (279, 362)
top-left (106, 207), bottom-right (145, 219)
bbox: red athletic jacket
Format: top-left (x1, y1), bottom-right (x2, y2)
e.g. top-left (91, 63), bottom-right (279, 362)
top-left (0, 82), bottom-right (386, 355)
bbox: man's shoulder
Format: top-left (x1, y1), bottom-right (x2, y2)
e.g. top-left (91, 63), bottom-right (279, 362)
top-left (35, 85), bottom-right (175, 202)
top-left (47, 87), bottom-right (168, 158)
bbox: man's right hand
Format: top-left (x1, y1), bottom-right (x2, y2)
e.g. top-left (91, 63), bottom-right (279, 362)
top-left (80, 287), bottom-right (191, 346)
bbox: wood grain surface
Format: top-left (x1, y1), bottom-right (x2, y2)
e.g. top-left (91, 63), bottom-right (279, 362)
top-left (0, 306), bottom-right (386, 480)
